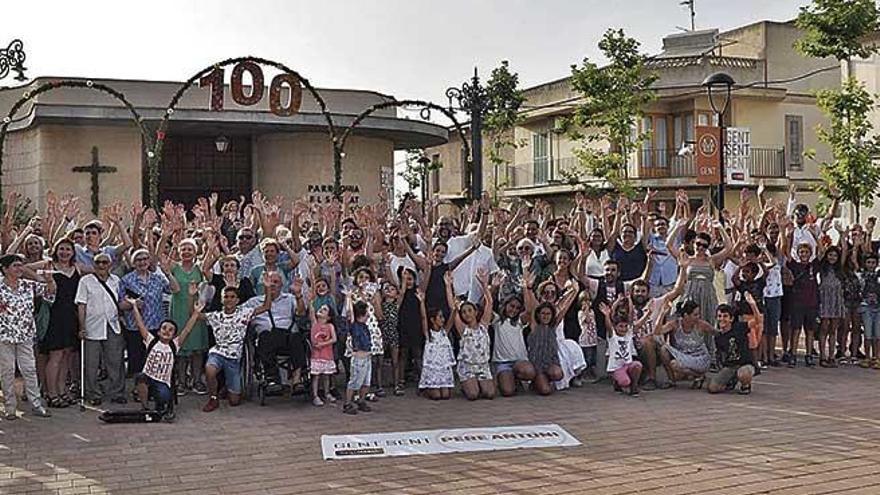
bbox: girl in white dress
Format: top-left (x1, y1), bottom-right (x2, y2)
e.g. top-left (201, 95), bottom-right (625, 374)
top-left (418, 288), bottom-right (456, 400)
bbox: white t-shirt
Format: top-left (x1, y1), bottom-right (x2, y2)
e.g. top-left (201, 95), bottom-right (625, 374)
top-left (143, 336), bottom-right (178, 386)
top-left (389, 253), bottom-right (417, 287)
top-left (205, 307), bottom-right (250, 360)
top-left (492, 317), bottom-right (528, 362)
top-left (606, 329), bottom-right (636, 372)
top-left (464, 246), bottom-right (500, 303)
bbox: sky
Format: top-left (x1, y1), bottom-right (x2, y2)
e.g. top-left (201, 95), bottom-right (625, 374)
top-left (4, 0), bottom-right (811, 190)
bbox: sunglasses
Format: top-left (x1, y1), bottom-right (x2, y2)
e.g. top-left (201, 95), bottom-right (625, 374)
top-left (238, 234), bottom-right (254, 240)
top-left (696, 242), bottom-right (710, 249)
top-left (95, 260), bottom-right (111, 265)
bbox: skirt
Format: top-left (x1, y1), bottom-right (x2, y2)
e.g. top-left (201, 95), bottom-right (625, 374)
top-left (310, 358), bottom-right (337, 376)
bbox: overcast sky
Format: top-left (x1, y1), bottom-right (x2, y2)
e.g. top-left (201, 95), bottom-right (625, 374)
top-left (8, 0), bottom-right (809, 100)
top-left (5, 0), bottom-right (811, 192)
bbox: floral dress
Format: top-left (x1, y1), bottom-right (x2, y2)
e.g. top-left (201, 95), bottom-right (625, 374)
top-left (456, 324), bottom-right (492, 381)
top-left (663, 322), bottom-right (712, 374)
top-left (818, 268), bottom-right (845, 319)
top-left (380, 299), bottom-right (400, 349)
top-left (419, 329), bottom-right (456, 389)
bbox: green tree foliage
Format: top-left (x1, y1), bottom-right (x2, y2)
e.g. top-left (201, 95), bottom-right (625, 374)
top-left (399, 149), bottom-right (442, 193)
top-left (795, 0), bottom-right (880, 61)
top-left (810, 78), bottom-right (880, 216)
top-left (561, 29), bottom-right (657, 197)
top-left (483, 61), bottom-right (525, 196)
top-left (796, 0), bottom-right (880, 220)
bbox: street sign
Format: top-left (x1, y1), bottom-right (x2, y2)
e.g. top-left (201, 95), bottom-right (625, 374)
top-left (725, 127), bottom-right (751, 185)
top-left (696, 125), bottom-right (721, 185)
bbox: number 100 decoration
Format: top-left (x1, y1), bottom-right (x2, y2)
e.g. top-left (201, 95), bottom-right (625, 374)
top-left (198, 61), bottom-right (303, 117)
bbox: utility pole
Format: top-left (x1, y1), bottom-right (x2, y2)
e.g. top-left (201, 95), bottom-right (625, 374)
top-left (681, 0), bottom-right (696, 31)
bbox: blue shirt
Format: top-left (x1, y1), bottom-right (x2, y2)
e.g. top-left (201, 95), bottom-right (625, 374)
top-left (349, 321), bottom-right (371, 352)
top-left (75, 244), bottom-right (120, 270)
top-left (119, 270), bottom-right (171, 330)
top-left (648, 233), bottom-right (679, 287)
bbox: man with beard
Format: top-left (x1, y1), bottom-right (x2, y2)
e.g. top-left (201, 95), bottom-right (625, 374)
top-left (627, 265), bottom-right (687, 390)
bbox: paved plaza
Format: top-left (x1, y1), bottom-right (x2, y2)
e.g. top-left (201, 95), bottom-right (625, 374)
top-left (2, 366), bottom-right (880, 495)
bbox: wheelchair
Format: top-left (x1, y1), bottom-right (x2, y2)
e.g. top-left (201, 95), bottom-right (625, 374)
top-left (242, 326), bottom-right (311, 406)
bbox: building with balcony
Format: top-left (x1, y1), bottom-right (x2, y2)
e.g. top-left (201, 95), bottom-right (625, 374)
top-left (428, 20), bottom-right (840, 211)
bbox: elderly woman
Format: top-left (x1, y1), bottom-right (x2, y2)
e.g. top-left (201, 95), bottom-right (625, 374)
top-left (0, 254), bottom-right (56, 419)
top-left (171, 238), bottom-right (209, 395)
top-left (118, 248), bottom-right (180, 376)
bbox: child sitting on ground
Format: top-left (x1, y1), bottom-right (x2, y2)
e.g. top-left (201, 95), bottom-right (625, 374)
top-left (129, 295), bottom-right (200, 422)
top-left (599, 296), bottom-right (650, 397)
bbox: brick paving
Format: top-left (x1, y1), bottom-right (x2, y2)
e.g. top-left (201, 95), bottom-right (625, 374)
top-left (2, 366), bottom-right (880, 495)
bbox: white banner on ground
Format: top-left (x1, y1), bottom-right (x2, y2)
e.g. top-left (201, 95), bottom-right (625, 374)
top-left (321, 423), bottom-right (581, 460)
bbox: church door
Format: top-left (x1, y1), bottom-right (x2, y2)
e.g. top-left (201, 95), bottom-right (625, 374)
top-left (155, 135), bottom-right (252, 208)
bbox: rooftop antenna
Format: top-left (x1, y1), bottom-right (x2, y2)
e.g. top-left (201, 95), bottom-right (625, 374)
top-left (680, 0), bottom-right (696, 31)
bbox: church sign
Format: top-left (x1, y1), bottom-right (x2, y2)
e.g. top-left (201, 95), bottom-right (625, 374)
top-left (308, 184), bottom-right (360, 204)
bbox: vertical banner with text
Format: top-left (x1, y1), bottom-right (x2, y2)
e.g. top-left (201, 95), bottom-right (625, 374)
top-left (696, 125), bottom-right (721, 185)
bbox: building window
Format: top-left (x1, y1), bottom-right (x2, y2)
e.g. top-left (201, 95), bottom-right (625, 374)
top-left (533, 132), bottom-right (550, 184)
top-left (640, 115), bottom-right (668, 167)
top-left (785, 115), bottom-right (804, 170)
top-left (430, 153), bottom-right (440, 194)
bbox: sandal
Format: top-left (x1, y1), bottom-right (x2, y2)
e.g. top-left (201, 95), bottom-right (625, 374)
top-left (738, 384), bottom-right (752, 395)
top-left (47, 396), bottom-right (68, 408)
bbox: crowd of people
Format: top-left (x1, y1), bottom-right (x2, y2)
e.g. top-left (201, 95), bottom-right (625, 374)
top-left (0, 183), bottom-right (877, 422)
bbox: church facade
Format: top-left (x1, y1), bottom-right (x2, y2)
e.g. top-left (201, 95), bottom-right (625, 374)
top-left (0, 75), bottom-right (448, 213)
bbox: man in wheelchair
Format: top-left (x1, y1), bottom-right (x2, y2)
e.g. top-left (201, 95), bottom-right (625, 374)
top-left (241, 271), bottom-right (308, 394)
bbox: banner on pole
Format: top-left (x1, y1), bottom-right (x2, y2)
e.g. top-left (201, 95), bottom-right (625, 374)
top-left (321, 423), bottom-right (581, 460)
top-left (725, 127), bottom-right (751, 185)
top-left (695, 125), bottom-right (721, 185)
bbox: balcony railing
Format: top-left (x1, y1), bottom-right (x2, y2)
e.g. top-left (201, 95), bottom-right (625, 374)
top-left (627, 147), bottom-right (786, 180)
top-left (505, 147), bottom-right (785, 189)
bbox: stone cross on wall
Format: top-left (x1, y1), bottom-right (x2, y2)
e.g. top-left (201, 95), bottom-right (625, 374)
top-left (72, 146), bottom-right (117, 216)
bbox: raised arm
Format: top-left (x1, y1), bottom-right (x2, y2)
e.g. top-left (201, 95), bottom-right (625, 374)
top-left (127, 297), bottom-right (152, 342)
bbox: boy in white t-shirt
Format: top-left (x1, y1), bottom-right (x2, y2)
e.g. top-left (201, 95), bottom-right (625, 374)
top-left (129, 297), bottom-right (201, 422)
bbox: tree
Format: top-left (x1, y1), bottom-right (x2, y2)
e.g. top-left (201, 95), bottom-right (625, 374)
top-left (809, 79), bottom-right (880, 217)
top-left (398, 149), bottom-right (442, 194)
top-left (482, 61), bottom-right (525, 199)
top-left (796, 0), bottom-right (880, 221)
top-left (561, 28), bottom-right (657, 197)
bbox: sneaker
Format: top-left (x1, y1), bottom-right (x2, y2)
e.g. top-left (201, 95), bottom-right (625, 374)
top-left (312, 397), bottom-right (325, 407)
top-left (357, 401), bottom-right (372, 412)
top-left (202, 397), bottom-right (219, 413)
top-left (570, 378), bottom-right (585, 388)
top-left (364, 393), bottom-right (378, 402)
top-left (162, 411), bottom-right (176, 423)
top-left (641, 379), bottom-right (657, 391)
top-left (873, 360), bottom-right (880, 370)
top-left (860, 359), bottom-right (872, 368)
top-left (325, 394), bottom-right (337, 404)
top-left (781, 351), bottom-right (792, 364)
top-left (757, 361), bottom-right (768, 371)
top-left (176, 387), bottom-right (188, 397)
top-left (5, 411), bottom-right (17, 421)
top-left (342, 402), bottom-right (358, 415)
top-left (266, 382), bottom-right (283, 395)
top-left (805, 355), bottom-right (816, 368)
top-left (31, 406), bottom-right (51, 418)
top-left (629, 388), bottom-right (640, 398)
top-left (393, 385), bottom-right (405, 396)
top-left (193, 382), bottom-right (208, 395)
top-left (374, 387), bottom-right (387, 398)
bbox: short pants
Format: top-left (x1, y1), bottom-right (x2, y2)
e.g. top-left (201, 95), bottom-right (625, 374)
top-left (206, 352), bottom-right (242, 395)
top-left (861, 308), bottom-right (880, 340)
top-left (135, 373), bottom-right (172, 410)
top-left (493, 361), bottom-right (516, 374)
top-left (610, 361), bottom-right (643, 388)
top-left (347, 354), bottom-right (372, 390)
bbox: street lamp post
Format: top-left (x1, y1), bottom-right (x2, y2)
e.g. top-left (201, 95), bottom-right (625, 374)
top-left (702, 72), bottom-right (735, 218)
top-left (417, 154), bottom-right (431, 208)
top-left (446, 68), bottom-right (486, 201)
